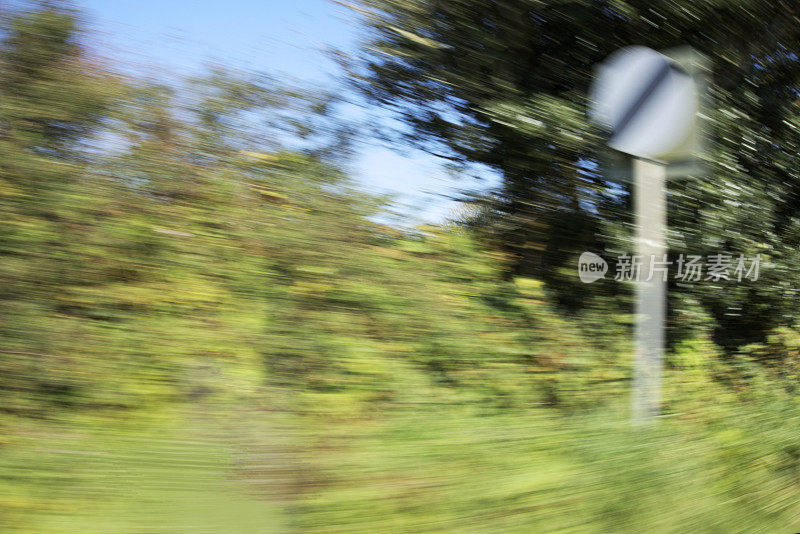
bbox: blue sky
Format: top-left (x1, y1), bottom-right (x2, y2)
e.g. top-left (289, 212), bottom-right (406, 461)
top-left (77, 0), bottom-right (497, 223)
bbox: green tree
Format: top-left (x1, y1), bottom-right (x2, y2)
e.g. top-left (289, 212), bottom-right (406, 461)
top-left (0, 3), bottom-right (115, 413)
top-left (350, 0), bottom-right (800, 347)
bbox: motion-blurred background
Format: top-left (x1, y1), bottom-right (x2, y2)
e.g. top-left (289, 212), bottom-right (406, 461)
top-left (3, 1), bottom-right (800, 532)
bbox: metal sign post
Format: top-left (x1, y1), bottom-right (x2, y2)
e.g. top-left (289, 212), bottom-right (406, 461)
top-left (632, 158), bottom-right (666, 424)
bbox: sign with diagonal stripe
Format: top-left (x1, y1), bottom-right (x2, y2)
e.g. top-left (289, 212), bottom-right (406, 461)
top-left (587, 45), bottom-right (708, 424)
top-left (590, 46), bottom-right (698, 161)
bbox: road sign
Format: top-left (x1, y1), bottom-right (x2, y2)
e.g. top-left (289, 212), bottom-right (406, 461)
top-left (589, 45), bottom-right (707, 424)
top-left (594, 47), bottom-right (709, 183)
top-left (590, 46), bottom-right (697, 161)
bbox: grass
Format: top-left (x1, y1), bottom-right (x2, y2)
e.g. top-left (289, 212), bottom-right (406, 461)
top-left (0, 405), bottom-right (287, 533)
top-left (4, 371), bottom-right (800, 533)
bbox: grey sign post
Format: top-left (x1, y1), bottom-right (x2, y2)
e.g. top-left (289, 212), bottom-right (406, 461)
top-left (590, 46), bottom-right (702, 424)
top-left (631, 158), bottom-right (666, 423)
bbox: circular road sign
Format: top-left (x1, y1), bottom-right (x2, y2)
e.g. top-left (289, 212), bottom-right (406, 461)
top-left (590, 46), bottom-right (697, 161)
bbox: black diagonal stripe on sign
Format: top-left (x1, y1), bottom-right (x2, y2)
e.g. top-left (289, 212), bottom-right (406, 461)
top-left (609, 59), bottom-right (672, 143)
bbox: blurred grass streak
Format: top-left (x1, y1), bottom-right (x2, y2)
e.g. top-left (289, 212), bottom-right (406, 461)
top-left (281, 367), bottom-right (800, 533)
top-left (6, 383), bottom-right (800, 532)
top-left (0, 406), bottom-right (287, 533)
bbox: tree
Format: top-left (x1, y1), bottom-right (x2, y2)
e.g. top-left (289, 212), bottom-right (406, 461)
top-left (0, 3), bottom-right (116, 412)
top-left (350, 0), bottom-right (800, 347)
